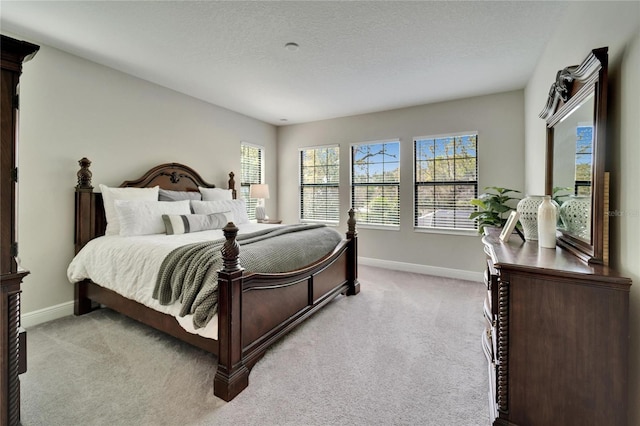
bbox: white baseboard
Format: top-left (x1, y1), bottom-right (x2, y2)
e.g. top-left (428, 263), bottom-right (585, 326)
top-left (21, 301), bottom-right (74, 328)
top-left (359, 257), bottom-right (484, 283)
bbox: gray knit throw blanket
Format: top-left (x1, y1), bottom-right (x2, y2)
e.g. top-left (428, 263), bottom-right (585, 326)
top-left (153, 224), bottom-right (343, 329)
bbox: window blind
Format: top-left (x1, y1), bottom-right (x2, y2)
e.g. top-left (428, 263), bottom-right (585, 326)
top-left (414, 134), bottom-right (478, 230)
top-left (351, 141), bottom-right (400, 226)
top-left (241, 143), bottom-right (263, 220)
top-left (574, 125), bottom-right (593, 196)
top-left (299, 146), bottom-right (340, 223)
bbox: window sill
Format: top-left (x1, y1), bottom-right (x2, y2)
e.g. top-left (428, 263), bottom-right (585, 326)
top-left (414, 227), bottom-right (479, 237)
top-left (300, 219), bottom-right (339, 227)
top-left (358, 223), bottom-right (400, 232)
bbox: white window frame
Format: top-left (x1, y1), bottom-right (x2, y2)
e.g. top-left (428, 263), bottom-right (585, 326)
top-left (299, 144), bottom-right (340, 224)
top-left (413, 131), bottom-right (478, 235)
top-left (240, 142), bottom-right (264, 221)
top-left (350, 139), bottom-right (401, 230)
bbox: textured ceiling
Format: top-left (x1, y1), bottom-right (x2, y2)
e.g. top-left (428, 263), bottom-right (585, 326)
top-left (1, 1), bottom-right (568, 125)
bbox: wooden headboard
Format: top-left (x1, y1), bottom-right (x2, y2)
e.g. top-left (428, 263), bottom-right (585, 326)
top-left (74, 158), bottom-right (236, 253)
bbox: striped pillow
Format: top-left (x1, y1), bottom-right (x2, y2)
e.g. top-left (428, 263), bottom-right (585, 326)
top-left (162, 212), bottom-right (234, 235)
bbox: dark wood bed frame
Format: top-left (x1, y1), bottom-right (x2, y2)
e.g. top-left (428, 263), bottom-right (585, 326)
top-left (73, 158), bottom-right (359, 401)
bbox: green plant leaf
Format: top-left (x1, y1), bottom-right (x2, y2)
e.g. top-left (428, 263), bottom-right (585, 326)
top-left (469, 186), bottom-right (522, 233)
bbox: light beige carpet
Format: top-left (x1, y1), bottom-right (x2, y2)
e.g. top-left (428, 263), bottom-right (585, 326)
top-left (21, 265), bottom-right (488, 425)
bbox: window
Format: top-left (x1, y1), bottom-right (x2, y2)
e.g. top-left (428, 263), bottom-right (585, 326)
top-left (240, 142), bottom-right (264, 220)
top-left (574, 125), bottom-right (593, 196)
top-left (351, 140), bottom-right (400, 227)
top-left (414, 133), bottom-right (477, 231)
top-left (299, 146), bottom-right (340, 223)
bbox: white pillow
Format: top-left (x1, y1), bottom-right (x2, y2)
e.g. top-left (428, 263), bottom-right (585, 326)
top-left (114, 199), bottom-right (191, 236)
top-left (99, 184), bottom-right (159, 236)
top-left (158, 188), bottom-right (202, 202)
top-left (199, 187), bottom-right (233, 201)
top-left (191, 199), bottom-right (249, 224)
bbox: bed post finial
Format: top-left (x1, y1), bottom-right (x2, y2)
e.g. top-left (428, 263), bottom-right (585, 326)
top-left (228, 171), bottom-right (237, 199)
top-left (347, 208), bottom-right (357, 238)
top-left (228, 171), bottom-right (235, 190)
top-left (76, 157), bottom-right (93, 190)
top-left (221, 222), bottom-right (241, 272)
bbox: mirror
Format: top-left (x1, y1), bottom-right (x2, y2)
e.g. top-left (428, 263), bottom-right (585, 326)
top-left (552, 93), bottom-right (594, 242)
top-left (540, 47), bottom-right (608, 264)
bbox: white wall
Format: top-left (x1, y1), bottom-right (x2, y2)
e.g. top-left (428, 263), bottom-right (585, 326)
top-left (523, 2), bottom-right (640, 423)
top-left (15, 40), bottom-right (277, 317)
top-left (277, 90), bottom-right (525, 275)
top-left (618, 30), bottom-right (640, 426)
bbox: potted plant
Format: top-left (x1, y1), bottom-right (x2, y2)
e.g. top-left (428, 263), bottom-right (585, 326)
top-left (552, 186), bottom-right (572, 206)
top-left (469, 187), bottom-right (521, 233)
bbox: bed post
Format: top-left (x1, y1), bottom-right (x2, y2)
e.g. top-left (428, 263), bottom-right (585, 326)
top-left (75, 158), bottom-right (96, 315)
top-left (346, 208), bottom-right (360, 295)
top-left (228, 171), bottom-right (237, 199)
top-left (214, 222), bottom-right (249, 401)
top-left (75, 157), bottom-right (95, 255)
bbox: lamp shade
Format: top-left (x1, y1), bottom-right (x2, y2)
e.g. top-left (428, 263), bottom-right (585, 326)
top-left (249, 184), bottom-right (270, 199)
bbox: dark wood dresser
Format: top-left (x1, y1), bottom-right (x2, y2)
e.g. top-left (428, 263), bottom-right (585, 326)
top-left (482, 227), bottom-right (631, 426)
top-left (1, 35), bottom-right (39, 426)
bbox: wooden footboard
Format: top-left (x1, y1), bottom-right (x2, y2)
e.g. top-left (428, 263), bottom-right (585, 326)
top-left (214, 217), bottom-right (359, 401)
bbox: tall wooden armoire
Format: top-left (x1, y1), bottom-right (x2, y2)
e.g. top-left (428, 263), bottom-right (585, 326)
top-left (1, 34), bottom-right (39, 426)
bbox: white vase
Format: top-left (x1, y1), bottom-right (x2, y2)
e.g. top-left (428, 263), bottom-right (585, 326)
top-left (559, 195), bottom-right (591, 241)
top-left (516, 195), bottom-right (544, 241)
top-left (538, 195), bottom-right (557, 248)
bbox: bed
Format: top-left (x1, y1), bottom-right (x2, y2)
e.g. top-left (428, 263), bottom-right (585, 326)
top-left (70, 158), bottom-right (359, 401)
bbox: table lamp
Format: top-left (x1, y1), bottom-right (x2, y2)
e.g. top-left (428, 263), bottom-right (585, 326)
top-left (249, 184), bottom-right (270, 221)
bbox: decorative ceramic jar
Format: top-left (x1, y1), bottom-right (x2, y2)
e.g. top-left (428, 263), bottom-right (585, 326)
top-left (516, 195), bottom-right (544, 241)
top-left (538, 195), bottom-right (557, 248)
top-left (559, 195), bottom-right (591, 241)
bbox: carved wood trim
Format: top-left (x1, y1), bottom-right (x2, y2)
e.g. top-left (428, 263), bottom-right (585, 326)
top-left (0, 35), bottom-right (39, 73)
top-left (228, 171), bottom-right (236, 200)
top-left (539, 48), bottom-right (605, 121)
top-left (1, 271), bottom-right (28, 426)
top-left (347, 208), bottom-right (357, 238)
top-left (497, 277), bottom-right (509, 414)
top-left (603, 172), bottom-right (609, 266)
top-left (120, 162), bottom-right (217, 190)
top-left (76, 157), bottom-right (93, 190)
top-left (346, 208), bottom-right (360, 295)
top-left (6, 291), bottom-right (20, 425)
top-left (221, 223), bottom-right (241, 273)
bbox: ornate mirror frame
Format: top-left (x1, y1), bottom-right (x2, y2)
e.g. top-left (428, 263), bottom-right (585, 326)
top-left (540, 47), bottom-right (608, 264)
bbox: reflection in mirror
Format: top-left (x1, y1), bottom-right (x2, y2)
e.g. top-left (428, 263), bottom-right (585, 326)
top-left (552, 93), bottom-right (594, 242)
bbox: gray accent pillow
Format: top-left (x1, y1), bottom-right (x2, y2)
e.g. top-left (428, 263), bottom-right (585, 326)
top-left (158, 189), bottom-right (202, 202)
top-left (162, 212), bottom-right (234, 235)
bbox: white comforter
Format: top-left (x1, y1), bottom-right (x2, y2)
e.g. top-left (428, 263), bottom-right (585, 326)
top-left (67, 223), bottom-right (280, 340)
